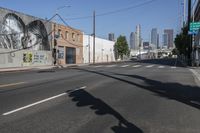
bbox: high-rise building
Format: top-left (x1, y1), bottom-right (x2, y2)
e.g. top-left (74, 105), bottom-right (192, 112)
top-left (135, 25), bottom-right (141, 49)
top-left (157, 34), bottom-right (159, 49)
top-left (130, 32), bottom-right (136, 49)
top-left (164, 29), bottom-right (174, 48)
top-left (108, 33), bottom-right (115, 41)
top-left (163, 33), bottom-right (168, 48)
top-left (151, 28), bottom-right (159, 49)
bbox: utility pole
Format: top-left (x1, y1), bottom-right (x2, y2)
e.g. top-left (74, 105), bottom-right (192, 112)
top-left (88, 35), bottom-right (90, 63)
top-left (188, 0), bottom-right (192, 66)
top-left (184, 0), bottom-right (186, 26)
top-left (93, 11), bottom-right (96, 64)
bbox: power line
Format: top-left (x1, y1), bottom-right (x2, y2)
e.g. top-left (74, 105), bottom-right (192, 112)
top-left (66, 0), bottom-right (158, 21)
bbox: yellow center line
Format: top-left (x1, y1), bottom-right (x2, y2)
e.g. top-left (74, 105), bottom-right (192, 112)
top-left (0, 82), bottom-right (26, 88)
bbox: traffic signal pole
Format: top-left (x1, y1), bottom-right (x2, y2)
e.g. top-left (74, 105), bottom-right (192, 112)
top-left (188, 0), bottom-right (192, 66)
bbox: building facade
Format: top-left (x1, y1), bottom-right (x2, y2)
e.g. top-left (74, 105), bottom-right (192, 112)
top-left (151, 28), bottom-right (159, 49)
top-left (164, 29), bottom-right (174, 49)
top-left (108, 33), bottom-right (115, 41)
top-left (135, 25), bottom-right (141, 50)
top-left (52, 23), bottom-right (83, 65)
top-left (83, 35), bottom-right (115, 63)
top-left (0, 7), bottom-right (83, 68)
top-left (0, 7), bottom-right (53, 68)
top-left (130, 32), bottom-right (136, 49)
top-left (163, 33), bottom-right (168, 49)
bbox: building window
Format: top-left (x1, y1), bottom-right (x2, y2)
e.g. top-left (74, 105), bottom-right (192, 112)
top-left (72, 33), bottom-right (76, 41)
top-left (58, 29), bottom-right (62, 38)
top-left (77, 34), bottom-right (80, 42)
top-left (65, 31), bottom-right (68, 39)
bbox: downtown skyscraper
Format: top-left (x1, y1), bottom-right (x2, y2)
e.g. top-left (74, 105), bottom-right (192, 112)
top-left (129, 25), bottom-right (141, 50)
top-left (135, 24), bottom-right (141, 49)
top-left (151, 28), bottom-right (159, 49)
top-left (130, 32), bottom-right (136, 49)
top-left (164, 29), bottom-right (174, 49)
top-left (108, 33), bottom-right (115, 41)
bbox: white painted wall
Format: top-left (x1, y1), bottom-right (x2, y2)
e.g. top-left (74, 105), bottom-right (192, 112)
top-left (83, 35), bottom-right (115, 63)
top-left (0, 48), bottom-right (52, 68)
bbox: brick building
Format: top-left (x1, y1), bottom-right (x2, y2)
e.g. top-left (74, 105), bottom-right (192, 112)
top-left (52, 23), bottom-right (83, 65)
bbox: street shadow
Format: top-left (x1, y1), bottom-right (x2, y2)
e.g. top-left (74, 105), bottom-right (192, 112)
top-left (116, 74), bottom-right (200, 109)
top-left (67, 89), bottom-right (143, 133)
top-left (74, 68), bottom-right (200, 110)
top-left (134, 58), bottom-right (184, 67)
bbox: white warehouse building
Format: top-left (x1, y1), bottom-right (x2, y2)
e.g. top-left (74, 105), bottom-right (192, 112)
top-left (83, 35), bottom-right (115, 63)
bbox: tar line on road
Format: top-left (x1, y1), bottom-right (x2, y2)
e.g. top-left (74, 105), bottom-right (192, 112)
top-left (2, 86), bottom-right (87, 116)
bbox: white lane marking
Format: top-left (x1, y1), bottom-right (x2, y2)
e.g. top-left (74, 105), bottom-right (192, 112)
top-left (94, 65), bottom-right (103, 68)
top-left (158, 66), bottom-right (165, 68)
top-left (0, 82), bottom-right (26, 88)
top-left (171, 66), bottom-right (177, 69)
top-left (190, 100), bottom-right (200, 106)
top-left (132, 65), bottom-right (141, 68)
top-left (106, 65), bottom-right (117, 67)
top-left (146, 65), bottom-right (154, 68)
top-left (2, 86), bottom-right (87, 116)
top-left (121, 65), bottom-right (129, 68)
top-left (190, 69), bottom-right (200, 82)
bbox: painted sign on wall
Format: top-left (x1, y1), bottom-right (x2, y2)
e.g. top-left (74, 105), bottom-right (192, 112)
top-left (33, 53), bottom-right (46, 63)
top-left (23, 52), bottom-right (32, 63)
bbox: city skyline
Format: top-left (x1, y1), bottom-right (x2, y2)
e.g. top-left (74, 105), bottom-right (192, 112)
top-left (0, 0), bottom-right (180, 41)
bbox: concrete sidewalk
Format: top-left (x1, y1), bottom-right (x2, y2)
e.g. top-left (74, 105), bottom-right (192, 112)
top-left (0, 63), bottom-right (90, 73)
top-left (0, 61), bottom-right (126, 73)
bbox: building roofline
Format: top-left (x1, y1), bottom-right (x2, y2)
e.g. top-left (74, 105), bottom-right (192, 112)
top-left (0, 6), bottom-right (83, 32)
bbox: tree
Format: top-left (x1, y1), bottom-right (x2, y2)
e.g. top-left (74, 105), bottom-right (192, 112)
top-left (174, 26), bottom-right (189, 56)
top-left (115, 35), bottom-right (129, 59)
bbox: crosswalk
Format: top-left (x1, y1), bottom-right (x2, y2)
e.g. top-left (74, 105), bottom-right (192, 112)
top-left (146, 65), bottom-right (155, 68)
top-left (132, 65), bottom-right (142, 68)
top-left (91, 64), bottom-right (178, 69)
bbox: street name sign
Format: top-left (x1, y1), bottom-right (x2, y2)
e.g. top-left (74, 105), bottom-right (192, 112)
top-left (190, 22), bottom-right (200, 31)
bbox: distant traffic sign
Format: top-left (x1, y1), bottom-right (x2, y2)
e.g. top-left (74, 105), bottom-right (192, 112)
top-left (188, 30), bottom-right (198, 35)
top-left (190, 22), bottom-right (200, 31)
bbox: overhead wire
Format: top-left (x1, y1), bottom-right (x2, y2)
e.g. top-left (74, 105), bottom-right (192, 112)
top-left (66, 0), bottom-right (158, 20)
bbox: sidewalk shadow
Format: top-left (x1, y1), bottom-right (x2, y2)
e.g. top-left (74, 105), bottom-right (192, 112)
top-left (74, 68), bottom-right (200, 110)
top-left (67, 89), bottom-right (143, 133)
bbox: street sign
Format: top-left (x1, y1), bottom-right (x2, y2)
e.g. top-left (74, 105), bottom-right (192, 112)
top-left (188, 30), bottom-right (198, 35)
top-left (190, 22), bottom-right (200, 31)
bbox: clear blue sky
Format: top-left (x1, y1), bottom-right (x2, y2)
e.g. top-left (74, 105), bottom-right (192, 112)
top-left (0, 0), bottom-right (183, 43)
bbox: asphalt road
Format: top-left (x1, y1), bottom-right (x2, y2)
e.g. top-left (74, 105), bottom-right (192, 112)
top-left (0, 58), bottom-right (200, 133)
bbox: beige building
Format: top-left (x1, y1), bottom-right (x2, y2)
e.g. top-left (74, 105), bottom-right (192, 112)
top-left (52, 23), bottom-right (83, 65)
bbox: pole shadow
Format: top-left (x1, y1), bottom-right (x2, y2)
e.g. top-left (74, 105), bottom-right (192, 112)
top-left (74, 68), bottom-right (200, 110)
top-left (67, 89), bottom-right (143, 133)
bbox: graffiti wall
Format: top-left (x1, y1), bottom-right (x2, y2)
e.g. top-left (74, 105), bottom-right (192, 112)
top-left (0, 7), bottom-right (53, 68)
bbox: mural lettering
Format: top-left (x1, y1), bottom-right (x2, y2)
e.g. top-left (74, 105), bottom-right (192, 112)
top-left (33, 53), bottom-right (46, 63)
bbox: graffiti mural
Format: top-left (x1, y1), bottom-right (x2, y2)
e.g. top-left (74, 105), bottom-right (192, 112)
top-left (0, 13), bottom-right (50, 51)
